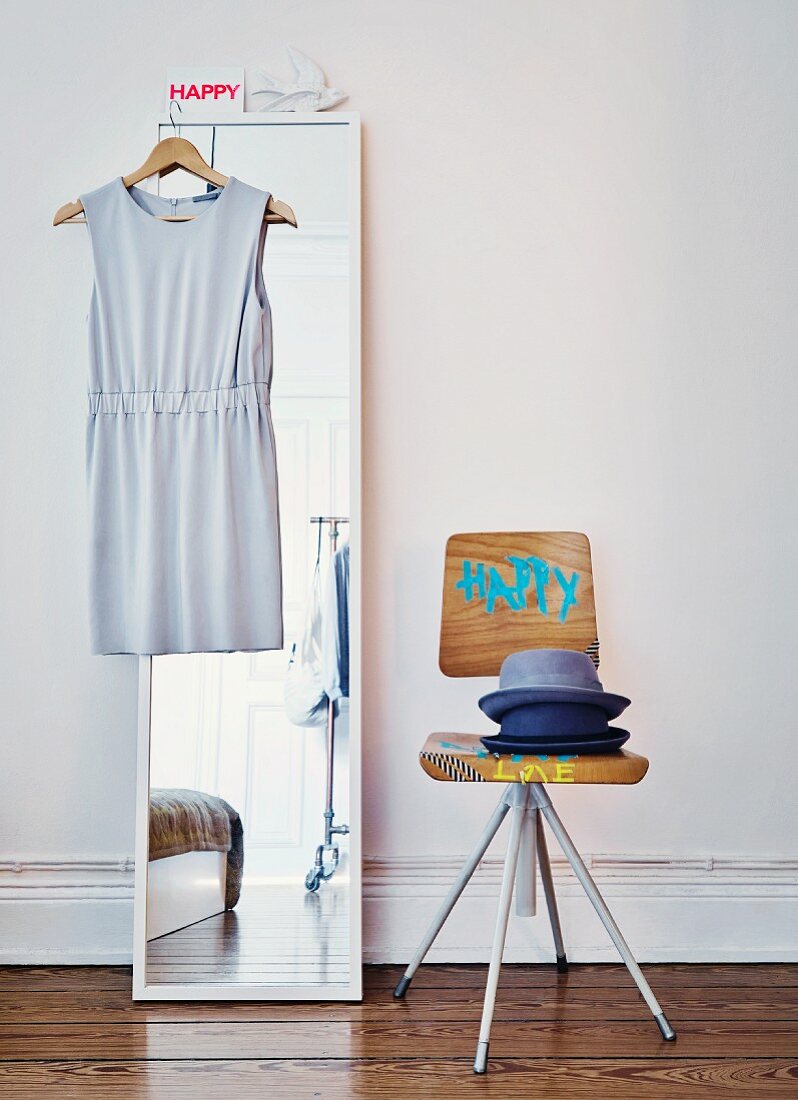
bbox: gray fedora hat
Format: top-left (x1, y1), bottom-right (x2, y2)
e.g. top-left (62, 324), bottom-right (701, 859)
top-left (478, 648), bottom-right (630, 723)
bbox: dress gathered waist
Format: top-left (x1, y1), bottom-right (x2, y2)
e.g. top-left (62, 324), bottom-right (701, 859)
top-left (88, 379), bottom-right (271, 416)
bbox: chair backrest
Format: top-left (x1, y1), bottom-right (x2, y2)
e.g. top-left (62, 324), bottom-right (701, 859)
top-left (439, 532), bottom-right (599, 677)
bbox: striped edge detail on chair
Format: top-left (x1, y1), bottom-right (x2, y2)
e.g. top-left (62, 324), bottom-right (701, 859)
top-left (420, 752), bottom-right (486, 782)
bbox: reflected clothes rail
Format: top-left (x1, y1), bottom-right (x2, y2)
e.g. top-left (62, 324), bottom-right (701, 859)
top-left (305, 515), bottom-right (350, 893)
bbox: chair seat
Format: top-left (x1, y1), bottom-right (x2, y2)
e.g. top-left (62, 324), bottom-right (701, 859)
top-left (420, 734), bottom-right (649, 784)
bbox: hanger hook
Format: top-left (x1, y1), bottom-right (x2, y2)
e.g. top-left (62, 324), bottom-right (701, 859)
top-left (168, 99), bottom-right (183, 136)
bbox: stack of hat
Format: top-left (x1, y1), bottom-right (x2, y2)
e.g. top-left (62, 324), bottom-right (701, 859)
top-left (478, 648), bottom-right (631, 754)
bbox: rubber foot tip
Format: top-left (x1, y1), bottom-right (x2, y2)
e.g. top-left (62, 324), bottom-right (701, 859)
top-left (556, 954), bottom-right (569, 974)
top-left (393, 975), bottom-right (411, 999)
top-left (473, 1041), bottom-right (489, 1074)
top-left (655, 1013), bottom-right (676, 1041)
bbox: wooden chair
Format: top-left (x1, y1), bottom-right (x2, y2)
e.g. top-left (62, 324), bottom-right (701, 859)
top-left (393, 532), bottom-right (676, 1074)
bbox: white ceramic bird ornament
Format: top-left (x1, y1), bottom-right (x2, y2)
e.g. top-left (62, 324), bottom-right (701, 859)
top-left (249, 47), bottom-right (347, 112)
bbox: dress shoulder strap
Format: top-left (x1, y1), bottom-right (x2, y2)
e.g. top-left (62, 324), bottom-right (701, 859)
top-left (226, 179), bottom-right (273, 305)
top-left (79, 178), bottom-right (120, 229)
top-left (227, 178), bottom-right (272, 239)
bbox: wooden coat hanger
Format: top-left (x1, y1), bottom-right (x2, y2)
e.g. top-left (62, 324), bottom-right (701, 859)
top-left (53, 112), bottom-right (297, 228)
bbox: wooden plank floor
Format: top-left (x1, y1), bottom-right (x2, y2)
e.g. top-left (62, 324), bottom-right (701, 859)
top-left (146, 882), bottom-right (351, 986)
top-left (0, 964), bottom-right (796, 1097)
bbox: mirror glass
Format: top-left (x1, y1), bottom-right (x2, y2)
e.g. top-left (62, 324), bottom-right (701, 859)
top-left (137, 118), bottom-right (358, 996)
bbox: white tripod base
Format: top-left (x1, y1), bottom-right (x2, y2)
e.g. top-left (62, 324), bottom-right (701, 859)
top-left (393, 783), bottom-right (676, 1075)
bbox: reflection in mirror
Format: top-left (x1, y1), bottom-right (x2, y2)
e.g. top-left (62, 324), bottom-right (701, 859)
top-left (147, 647), bottom-right (350, 988)
top-left (138, 118), bottom-right (357, 994)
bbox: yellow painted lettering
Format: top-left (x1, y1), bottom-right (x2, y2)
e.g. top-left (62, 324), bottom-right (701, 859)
top-left (494, 758), bottom-right (515, 781)
top-left (522, 763), bottom-right (551, 783)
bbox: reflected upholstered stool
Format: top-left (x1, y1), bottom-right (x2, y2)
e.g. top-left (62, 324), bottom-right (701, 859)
top-left (393, 533), bottom-right (676, 1074)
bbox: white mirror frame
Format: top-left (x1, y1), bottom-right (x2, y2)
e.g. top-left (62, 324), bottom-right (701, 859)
top-left (132, 111), bottom-right (362, 1001)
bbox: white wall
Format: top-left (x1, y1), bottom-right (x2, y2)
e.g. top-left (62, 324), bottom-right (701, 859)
top-left (1, 0), bottom-right (797, 962)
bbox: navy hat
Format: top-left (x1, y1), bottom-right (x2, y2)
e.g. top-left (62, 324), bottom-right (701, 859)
top-left (480, 729), bottom-right (630, 754)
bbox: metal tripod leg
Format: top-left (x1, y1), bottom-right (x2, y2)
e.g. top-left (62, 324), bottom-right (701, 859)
top-left (473, 785), bottom-right (529, 1073)
top-left (536, 811), bottom-right (568, 973)
top-left (530, 784), bottom-right (676, 1042)
top-left (393, 785), bottom-right (514, 999)
top-left (514, 805), bottom-right (537, 917)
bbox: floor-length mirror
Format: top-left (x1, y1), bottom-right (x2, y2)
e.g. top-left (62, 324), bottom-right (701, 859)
top-left (132, 113), bottom-right (361, 1000)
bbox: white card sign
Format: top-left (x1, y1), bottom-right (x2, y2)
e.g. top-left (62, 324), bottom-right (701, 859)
top-left (165, 68), bottom-right (244, 115)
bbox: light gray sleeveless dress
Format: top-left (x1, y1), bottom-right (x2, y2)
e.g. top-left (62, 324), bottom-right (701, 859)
top-left (79, 176), bottom-right (283, 655)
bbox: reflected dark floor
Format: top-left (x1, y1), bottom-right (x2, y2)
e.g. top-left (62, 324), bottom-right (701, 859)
top-left (145, 882), bottom-right (351, 986)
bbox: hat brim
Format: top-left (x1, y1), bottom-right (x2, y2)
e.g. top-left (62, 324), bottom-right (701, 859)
top-left (478, 685), bottom-right (630, 722)
top-left (480, 729), bottom-right (630, 755)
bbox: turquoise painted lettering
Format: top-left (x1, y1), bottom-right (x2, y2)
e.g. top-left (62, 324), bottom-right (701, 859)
top-left (527, 556), bottom-right (550, 616)
top-left (553, 567), bottom-right (579, 622)
top-left (507, 555), bottom-right (533, 609)
top-left (456, 554), bottom-right (581, 623)
top-left (455, 560), bottom-right (486, 601)
top-left (485, 566), bottom-right (523, 612)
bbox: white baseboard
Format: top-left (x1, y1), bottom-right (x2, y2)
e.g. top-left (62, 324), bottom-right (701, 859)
top-left (362, 854), bottom-right (798, 964)
top-left (0, 858), bottom-right (135, 965)
top-left (1, 854), bottom-right (796, 965)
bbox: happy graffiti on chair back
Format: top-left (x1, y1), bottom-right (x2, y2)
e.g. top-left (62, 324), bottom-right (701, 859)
top-left (455, 553), bottom-right (580, 621)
